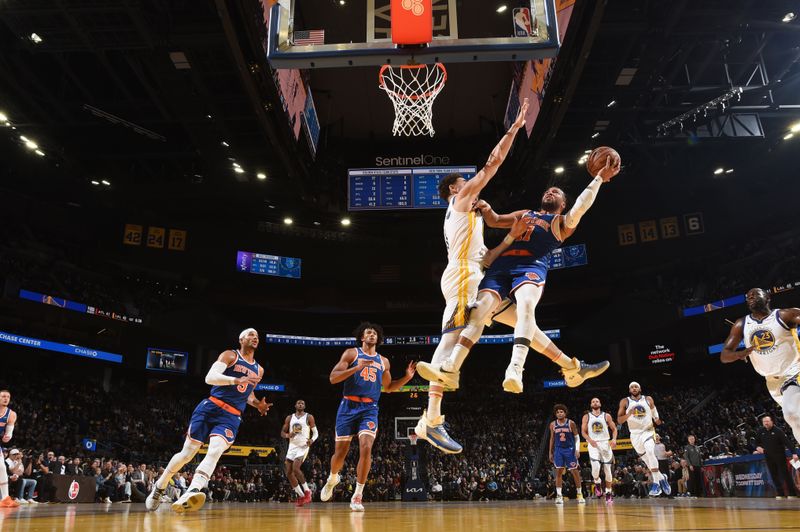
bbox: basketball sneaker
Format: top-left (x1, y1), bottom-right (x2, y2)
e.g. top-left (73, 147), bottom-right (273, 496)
top-left (320, 474), bottom-right (340, 502)
top-left (562, 358), bottom-right (610, 388)
top-left (648, 482), bottom-right (662, 497)
top-left (577, 493), bottom-right (586, 504)
top-left (350, 494), bottom-right (364, 512)
top-left (415, 362), bottom-right (460, 389)
top-left (605, 491), bottom-right (614, 504)
top-left (554, 495), bottom-right (564, 505)
top-left (659, 478), bottom-right (672, 496)
top-left (295, 494), bottom-right (306, 507)
top-left (171, 488), bottom-right (206, 513)
top-left (502, 363), bottom-right (524, 393)
top-left (594, 483), bottom-right (603, 498)
top-left (414, 411), bottom-right (463, 454)
top-left (0, 496), bottom-right (20, 508)
top-left (303, 489), bottom-right (312, 505)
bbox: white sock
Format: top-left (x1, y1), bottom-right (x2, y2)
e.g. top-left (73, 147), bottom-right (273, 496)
top-left (445, 344), bottom-right (470, 372)
top-left (328, 473), bottom-right (339, 483)
top-left (354, 482), bottom-right (365, 497)
top-left (302, 482), bottom-right (309, 491)
top-left (651, 471), bottom-right (663, 483)
top-left (294, 485), bottom-right (304, 497)
top-left (510, 343), bottom-right (529, 369)
top-left (556, 487), bottom-right (562, 496)
top-left (189, 471), bottom-right (209, 491)
top-left (427, 388), bottom-right (443, 421)
top-left (555, 354), bottom-right (577, 370)
top-left (605, 487), bottom-right (612, 493)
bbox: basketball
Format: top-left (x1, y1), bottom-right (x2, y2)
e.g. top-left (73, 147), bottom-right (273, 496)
top-left (586, 146), bottom-right (620, 177)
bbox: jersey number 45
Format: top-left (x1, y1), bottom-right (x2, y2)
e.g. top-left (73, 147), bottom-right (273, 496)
top-left (359, 367), bottom-right (378, 382)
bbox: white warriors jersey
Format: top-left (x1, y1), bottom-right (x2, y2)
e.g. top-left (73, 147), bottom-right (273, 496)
top-left (444, 198), bottom-right (487, 264)
top-left (625, 396), bottom-right (654, 433)
top-left (288, 412), bottom-right (310, 449)
top-left (743, 310), bottom-right (800, 379)
top-left (587, 411), bottom-right (610, 442)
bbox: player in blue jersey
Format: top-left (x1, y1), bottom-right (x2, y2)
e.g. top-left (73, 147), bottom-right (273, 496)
top-left (422, 154), bottom-right (620, 399)
top-left (0, 389), bottom-right (19, 508)
top-left (145, 328), bottom-right (271, 513)
top-left (320, 322), bottom-right (416, 512)
top-left (549, 404), bottom-right (585, 504)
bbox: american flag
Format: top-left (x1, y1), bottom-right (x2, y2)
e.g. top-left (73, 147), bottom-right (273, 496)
top-left (293, 29), bottom-right (325, 45)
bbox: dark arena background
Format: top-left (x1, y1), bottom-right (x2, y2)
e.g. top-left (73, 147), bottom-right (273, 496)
top-left (1, 1), bottom-right (800, 530)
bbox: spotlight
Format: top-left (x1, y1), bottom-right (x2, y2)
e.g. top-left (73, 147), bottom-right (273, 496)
top-left (607, 100), bottom-right (617, 108)
top-left (257, 172), bottom-right (267, 180)
top-left (29, 33), bottom-right (43, 44)
top-left (591, 132), bottom-right (599, 138)
top-left (725, 169), bottom-right (734, 174)
top-left (713, 168), bottom-right (724, 175)
top-left (34, 149), bottom-right (44, 156)
top-left (24, 140), bottom-right (38, 150)
top-left (0, 112), bottom-right (7, 122)
top-left (339, 0), bottom-right (345, 4)
top-left (783, 12), bottom-right (795, 23)
top-left (221, 141), bottom-right (230, 147)
top-left (91, 180), bottom-right (100, 186)
top-left (554, 166), bottom-right (565, 174)
top-left (790, 122), bottom-right (800, 133)
top-left (101, 180), bottom-right (111, 186)
top-left (283, 217), bottom-right (293, 225)
top-left (784, 133), bottom-right (794, 140)
top-left (234, 167), bottom-right (245, 174)
top-left (341, 218), bottom-right (351, 226)
top-left (496, 5), bottom-right (508, 13)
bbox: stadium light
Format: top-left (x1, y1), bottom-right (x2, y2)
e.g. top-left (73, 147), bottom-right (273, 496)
top-left (790, 122), bottom-right (800, 133)
top-left (101, 180), bottom-right (111, 186)
top-left (34, 149), bottom-right (45, 156)
top-left (784, 133), bottom-right (794, 140)
top-left (713, 168), bottom-right (724, 175)
top-left (725, 169), bottom-right (734, 174)
top-left (91, 180), bottom-right (100, 186)
top-left (257, 172), bottom-right (267, 180)
top-left (783, 12), bottom-right (796, 22)
top-left (554, 166), bottom-right (565, 174)
top-left (341, 218), bottom-right (351, 226)
top-left (283, 217), bottom-right (293, 225)
top-left (24, 140), bottom-right (38, 150)
top-left (29, 33), bottom-right (43, 44)
top-left (234, 167), bottom-right (245, 174)
top-left (591, 132), bottom-right (599, 138)
top-left (221, 141), bottom-right (229, 147)
top-left (0, 112), bottom-right (7, 122)
top-left (496, 5), bottom-right (508, 13)
top-left (607, 100), bottom-right (617, 108)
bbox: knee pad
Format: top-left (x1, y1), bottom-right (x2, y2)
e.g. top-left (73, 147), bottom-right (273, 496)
top-left (205, 436), bottom-right (229, 460)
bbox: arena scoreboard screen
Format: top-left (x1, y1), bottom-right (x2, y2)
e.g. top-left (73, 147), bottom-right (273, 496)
top-left (236, 251), bottom-right (301, 279)
top-left (347, 166), bottom-right (477, 211)
top-left (146, 348), bottom-right (189, 373)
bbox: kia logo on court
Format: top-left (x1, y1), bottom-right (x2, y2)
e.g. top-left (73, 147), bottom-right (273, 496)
top-left (406, 487), bottom-right (424, 493)
top-left (68, 480), bottom-right (80, 500)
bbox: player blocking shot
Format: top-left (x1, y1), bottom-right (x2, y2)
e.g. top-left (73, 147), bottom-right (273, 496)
top-left (0, 390), bottom-right (19, 508)
top-left (721, 288), bottom-right (800, 444)
top-left (146, 328), bottom-right (271, 513)
top-left (414, 99), bottom-right (530, 454)
top-left (581, 397), bottom-right (617, 503)
top-left (281, 399), bottom-right (317, 507)
top-left (549, 404), bottom-right (585, 505)
top-left (617, 382), bottom-right (670, 497)
top-left (321, 322), bottom-right (416, 511)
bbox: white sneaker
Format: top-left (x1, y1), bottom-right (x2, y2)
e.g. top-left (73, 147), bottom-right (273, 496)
top-left (320, 474), bottom-right (340, 502)
top-left (171, 488), bottom-right (206, 513)
top-left (26, 499), bottom-right (38, 504)
top-left (145, 487), bottom-right (165, 511)
top-left (502, 364), bottom-right (524, 393)
top-left (350, 494), bottom-right (364, 512)
top-left (555, 495), bottom-right (563, 505)
top-left (577, 493), bottom-right (586, 504)
top-left (415, 362), bottom-right (460, 389)
top-left (17, 499), bottom-right (28, 505)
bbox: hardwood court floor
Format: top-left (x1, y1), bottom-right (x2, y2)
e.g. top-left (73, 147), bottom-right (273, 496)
top-left (1, 498), bottom-right (799, 532)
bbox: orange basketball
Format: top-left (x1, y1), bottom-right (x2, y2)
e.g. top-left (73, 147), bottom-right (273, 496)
top-left (586, 146), bottom-right (620, 177)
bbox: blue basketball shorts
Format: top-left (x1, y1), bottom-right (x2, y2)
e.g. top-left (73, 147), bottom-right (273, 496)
top-left (187, 398), bottom-right (241, 445)
top-left (553, 447), bottom-right (578, 470)
top-left (335, 398), bottom-right (379, 441)
top-left (479, 260), bottom-right (548, 302)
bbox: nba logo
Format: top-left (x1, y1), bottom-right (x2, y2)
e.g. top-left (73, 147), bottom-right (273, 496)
top-left (513, 8), bottom-right (533, 37)
top-left (68, 480), bottom-right (80, 500)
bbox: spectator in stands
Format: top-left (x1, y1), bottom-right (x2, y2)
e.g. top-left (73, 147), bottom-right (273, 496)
top-left (683, 435), bottom-right (704, 497)
top-left (114, 464), bottom-right (131, 503)
top-left (6, 449), bottom-right (37, 504)
top-left (65, 457), bottom-right (84, 476)
top-left (676, 459), bottom-right (690, 497)
top-left (754, 415), bottom-right (798, 498)
top-left (94, 464), bottom-right (113, 503)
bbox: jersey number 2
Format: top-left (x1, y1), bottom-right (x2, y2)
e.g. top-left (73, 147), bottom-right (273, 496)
top-left (359, 367), bottom-right (377, 382)
top-left (559, 432), bottom-right (566, 442)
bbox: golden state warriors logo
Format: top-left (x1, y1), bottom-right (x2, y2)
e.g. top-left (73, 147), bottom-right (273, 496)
top-left (750, 330), bottom-right (777, 354)
top-left (292, 423), bottom-right (303, 434)
top-left (632, 405), bottom-right (647, 418)
top-left (591, 421), bottom-right (604, 434)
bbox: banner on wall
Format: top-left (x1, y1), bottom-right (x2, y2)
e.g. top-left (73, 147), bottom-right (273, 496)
top-left (702, 454), bottom-right (777, 497)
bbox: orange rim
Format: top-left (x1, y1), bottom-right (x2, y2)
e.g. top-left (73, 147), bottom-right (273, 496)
top-left (379, 63), bottom-right (447, 101)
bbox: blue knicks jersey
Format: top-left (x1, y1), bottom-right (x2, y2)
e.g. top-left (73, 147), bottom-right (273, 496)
top-left (342, 348), bottom-right (385, 403)
top-left (499, 211), bottom-right (562, 265)
top-left (0, 407), bottom-right (12, 432)
top-left (209, 350), bottom-right (260, 413)
top-left (553, 419), bottom-right (575, 449)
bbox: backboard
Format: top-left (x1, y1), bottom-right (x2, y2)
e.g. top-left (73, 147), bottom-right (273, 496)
top-left (266, 0), bottom-right (561, 69)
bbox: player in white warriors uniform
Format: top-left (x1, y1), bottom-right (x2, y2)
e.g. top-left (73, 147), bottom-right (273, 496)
top-left (581, 397), bottom-right (617, 503)
top-left (617, 382), bottom-right (670, 497)
top-left (281, 399), bottom-right (317, 507)
top-left (414, 99), bottom-right (530, 454)
top-left (721, 288), bottom-right (800, 442)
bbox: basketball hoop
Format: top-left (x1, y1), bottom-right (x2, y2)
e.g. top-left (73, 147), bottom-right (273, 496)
top-left (409, 434), bottom-right (419, 446)
top-left (379, 63), bottom-right (447, 137)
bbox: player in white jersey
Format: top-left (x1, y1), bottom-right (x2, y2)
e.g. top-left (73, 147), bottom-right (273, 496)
top-left (414, 99), bottom-right (530, 454)
top-left (617, 382), bottom-right (670, 497)
top-left (281, 399), bottom-right (317, 507)
top-left (581, 397), bottom-right (617, 503)
top-left (721, 287), bottom-right (800, 443)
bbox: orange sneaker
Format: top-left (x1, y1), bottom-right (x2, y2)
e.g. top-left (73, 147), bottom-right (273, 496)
top-left (0, 496), bottom-right (20, 508)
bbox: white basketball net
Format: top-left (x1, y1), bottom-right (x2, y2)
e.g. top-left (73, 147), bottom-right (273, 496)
top-left (379, 63), bottom-right (447, 137)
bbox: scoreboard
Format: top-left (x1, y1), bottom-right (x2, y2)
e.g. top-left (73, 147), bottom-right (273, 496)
top-left (236, 251), bottom-right (301, 279)
top-left (548, 244), bottom-right (588, 270)
top-left (348, 166), bottom-right (478, 211)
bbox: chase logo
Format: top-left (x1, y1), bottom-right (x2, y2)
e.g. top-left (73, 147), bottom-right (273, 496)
top-left (750, 330), bottom-right (777, 354)
top-left (632, 405), bottom-right (647, 418)
top-left (591, 421), bottom-right (604, 434)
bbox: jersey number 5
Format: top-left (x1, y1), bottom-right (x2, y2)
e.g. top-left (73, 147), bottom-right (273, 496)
top-left (359, 367), bottom-right (377, 382)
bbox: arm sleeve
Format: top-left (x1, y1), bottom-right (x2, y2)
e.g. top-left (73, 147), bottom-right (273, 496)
top-left (205, 361), bottom-right (237, 386)
top-left (4, 424), bottom-right (13, 439)
top-left (564, 176), bottom-right (603, 229)
top-left (651, 407), bottom-right (660, 420)
top-left (575, 432), bottom-right (581, 451)
top-left (311, 426), bottom-right (319, 442)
